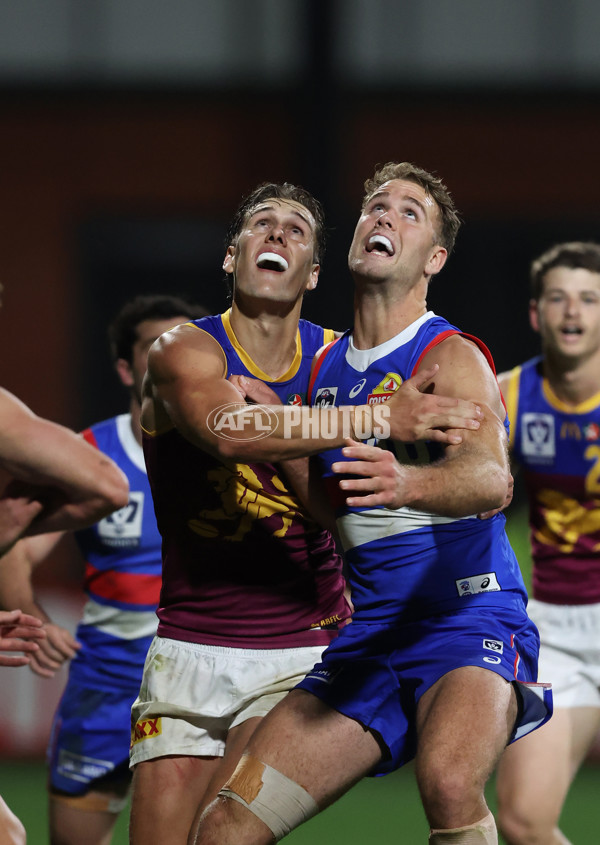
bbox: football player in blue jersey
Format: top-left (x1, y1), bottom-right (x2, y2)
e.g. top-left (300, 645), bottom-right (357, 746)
top-left (189, 162), bottom-right (552, 845)
top-left (0, 295), bottom-right (203, 845)
top-left (495, 242), bottom-right (600, 845)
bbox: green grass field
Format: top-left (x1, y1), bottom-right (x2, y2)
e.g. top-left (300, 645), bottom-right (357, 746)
top-left (1, 757), bottom-right (599, 844)
top-left (3, 505), bottom-right (598, 843)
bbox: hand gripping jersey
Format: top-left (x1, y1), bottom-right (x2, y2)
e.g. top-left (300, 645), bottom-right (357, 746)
top-left (308, 311), bottom-right (530, 624)
top-left (504, 355), bottom-right (600, 604)
top-left (71, 413), bottom-right (162, 689)
top-left (142, 310), bottom-right (351, 648)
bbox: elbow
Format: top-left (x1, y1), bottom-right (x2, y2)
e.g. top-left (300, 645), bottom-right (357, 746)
top-left (479, 465), bottom-right (510, 511)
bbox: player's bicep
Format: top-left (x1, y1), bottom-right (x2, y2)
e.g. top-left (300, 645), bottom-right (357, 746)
top-left (146, 325), bottom-right (247, 451)
top-left (419, 336), bottom-right (508, 462)
top-left (420, 336), bottom-right (504, 420)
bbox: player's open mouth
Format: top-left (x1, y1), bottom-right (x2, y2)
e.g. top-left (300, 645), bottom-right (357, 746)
top-left (560, 326), bottom-right (582, 336)
top-left (257, 252), bottom-right (289, 271)
top-left (366, 234), bottom-right (394, 256)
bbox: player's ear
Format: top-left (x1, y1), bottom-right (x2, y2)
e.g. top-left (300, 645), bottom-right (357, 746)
top-left (223, 245), bottom-right (236, 275)
top-left (529, 298), bottom-right (540, 332)
top-left (115, 358), bottom-right (134, 388)
top-left (306, 264), bottom-right (320, 292)
top-left (425, 245), bottom-right (447, 278)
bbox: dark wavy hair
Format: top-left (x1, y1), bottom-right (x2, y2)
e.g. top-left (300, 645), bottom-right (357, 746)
top-left (530, 242), bottom-right (600, 300)
top-left (108, 294), bottom-right (207, 363)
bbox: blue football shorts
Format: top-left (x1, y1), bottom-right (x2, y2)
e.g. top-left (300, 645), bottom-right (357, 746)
top-left (297, 604), bottom-right (553, 775)
top-left (47, 676), bottom-right (137, 795)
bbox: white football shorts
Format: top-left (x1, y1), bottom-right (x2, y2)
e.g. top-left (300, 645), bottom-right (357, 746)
top-left (129, 636), bottom-right (325, 766)
top-left (528, 597), bottom-right (600, 708)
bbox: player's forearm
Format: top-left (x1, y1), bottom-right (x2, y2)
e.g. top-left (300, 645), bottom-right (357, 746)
top-left (398, 449), bottom-right (508, 517)
top-left (0, 547), bottom-right (44, 619)
top-left (214, 404), bottom-right (385, 461)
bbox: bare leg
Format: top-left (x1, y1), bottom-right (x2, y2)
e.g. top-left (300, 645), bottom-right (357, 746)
top-left (187, 717), bottom-right (262, 836)
top-left (416, 666), bottom-right (517, 831)
top-left (0, 795), bottom-right (26, 845)
top-left (496, 705), bottom-right (600, 844)
top-left (49, 782), bottom-right (129, 845)
top-left (129, 755), bottom-right (223, 845)
top-left (190, 689), bottom-right (383, 845)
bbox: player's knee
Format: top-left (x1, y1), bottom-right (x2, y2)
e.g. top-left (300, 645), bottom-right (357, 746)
top-left (191, 794), bottom-right (272, 845)
top-left (496, 805), bottom-right (550, 845)
top-left (217, 754), bottom-right (318, 843)
top-left (420, 763), bottom-right (477, 818)
top-left (429, 811), bottom-right (497, 843)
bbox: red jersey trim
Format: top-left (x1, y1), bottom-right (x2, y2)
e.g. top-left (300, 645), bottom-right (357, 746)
top-left (307, 338), bottom-right (340, 404)
top-left (411, 331), bottom-right (506, 413)
top-left (84, 563), bottom-right (161, 606)
top-left (82, 428), bottom-right (98, 448)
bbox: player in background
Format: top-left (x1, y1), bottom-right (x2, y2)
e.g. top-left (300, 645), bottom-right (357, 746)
top-left (495, 242), bottom-right (600, 845)
top-left (0, 288), bottom-right (129, 845)
top-left (0, 295), bottom-right (202, 845)
top-left (188, 162), bottom-right (551, 845)
top-left (128, 181), bottom-right (483, 845)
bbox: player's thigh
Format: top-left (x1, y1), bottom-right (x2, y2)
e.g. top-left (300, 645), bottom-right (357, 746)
top-left (198, 717), bottom-right (262, 814)
top-left (495, 707), bottom-right (578, 829)
top-left (243, 689), bottom-right (383, 809)
top-left (130, 754), bottom-right (223, 843)
top-left (416, 665), bottom-right (517, 785)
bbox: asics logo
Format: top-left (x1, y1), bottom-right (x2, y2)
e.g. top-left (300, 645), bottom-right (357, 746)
top-left (349, 379), bottom-right (367, 398)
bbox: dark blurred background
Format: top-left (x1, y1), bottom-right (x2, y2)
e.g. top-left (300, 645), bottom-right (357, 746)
top-left (1, 0), bottom-right (600, 768)
top-left (2, 0), bottom-right (600, 430)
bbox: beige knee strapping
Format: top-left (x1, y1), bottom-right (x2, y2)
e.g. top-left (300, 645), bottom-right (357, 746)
top-left (219, 754), bottom-right (318, 842)
top-left (429, 811), bottom-right (497, 844)
top-left (50, 789), bottom-right (129, 815)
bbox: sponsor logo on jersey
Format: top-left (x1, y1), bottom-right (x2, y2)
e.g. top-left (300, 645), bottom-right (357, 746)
top-left (314, 387), bottom-right (338, 407)
top-left (131, 717), bottom-right (162, 746)
top-left (98, 491), bottom-right (144, 547)
top-left (560, 421), bottom-right (581, 441)
top-left (455, 572), bottom-right (501, 597)
top-left (584, 422), bottom-right (600, 441)
top-left (286, 393), bottom-right (304, 406)
top-left (56, 749), bottom-right (114, 783)
top-left (483, 638), bottom-right (504, 653)
top-left (367, 373), bottom-right (402, 404)
top-left (349, 378), bottom-right (367, 399)
top-left (521, 413), bottom-right (555, 461)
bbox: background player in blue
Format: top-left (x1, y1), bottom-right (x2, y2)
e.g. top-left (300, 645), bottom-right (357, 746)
top-left (0, 277), bottom-right (128, 845)
top-left (0, 294), bottom-right (203, 845)
top-left (495, 243), bottom-right (600, 845)
top-left (190, 162), bottom-right (552, 845)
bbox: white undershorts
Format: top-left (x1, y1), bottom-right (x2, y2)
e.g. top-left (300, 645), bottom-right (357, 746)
top-left (528, 597), bottom-right (600, 709)
top-left (129, 636), bottom-right (325, 767)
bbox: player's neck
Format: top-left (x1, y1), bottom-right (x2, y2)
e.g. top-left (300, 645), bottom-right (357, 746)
top-left (543, 350), bottom-right (600, 406)
top-left (229, 301), bottom-right (302, 379)
top-left (352, 282), bottom-right (427, 349)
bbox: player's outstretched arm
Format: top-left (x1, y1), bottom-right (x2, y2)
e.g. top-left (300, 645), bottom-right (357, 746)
top-left (332, 337), bottom-right (510, 517)
top-left (0, 388), bottom-right (129, 538)
top-left (0, 608), bottom-right (46, 667)
top-left (147, 328), bottom-right (484, 463)
top-left (0, 532), bottom-right (81, 676)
